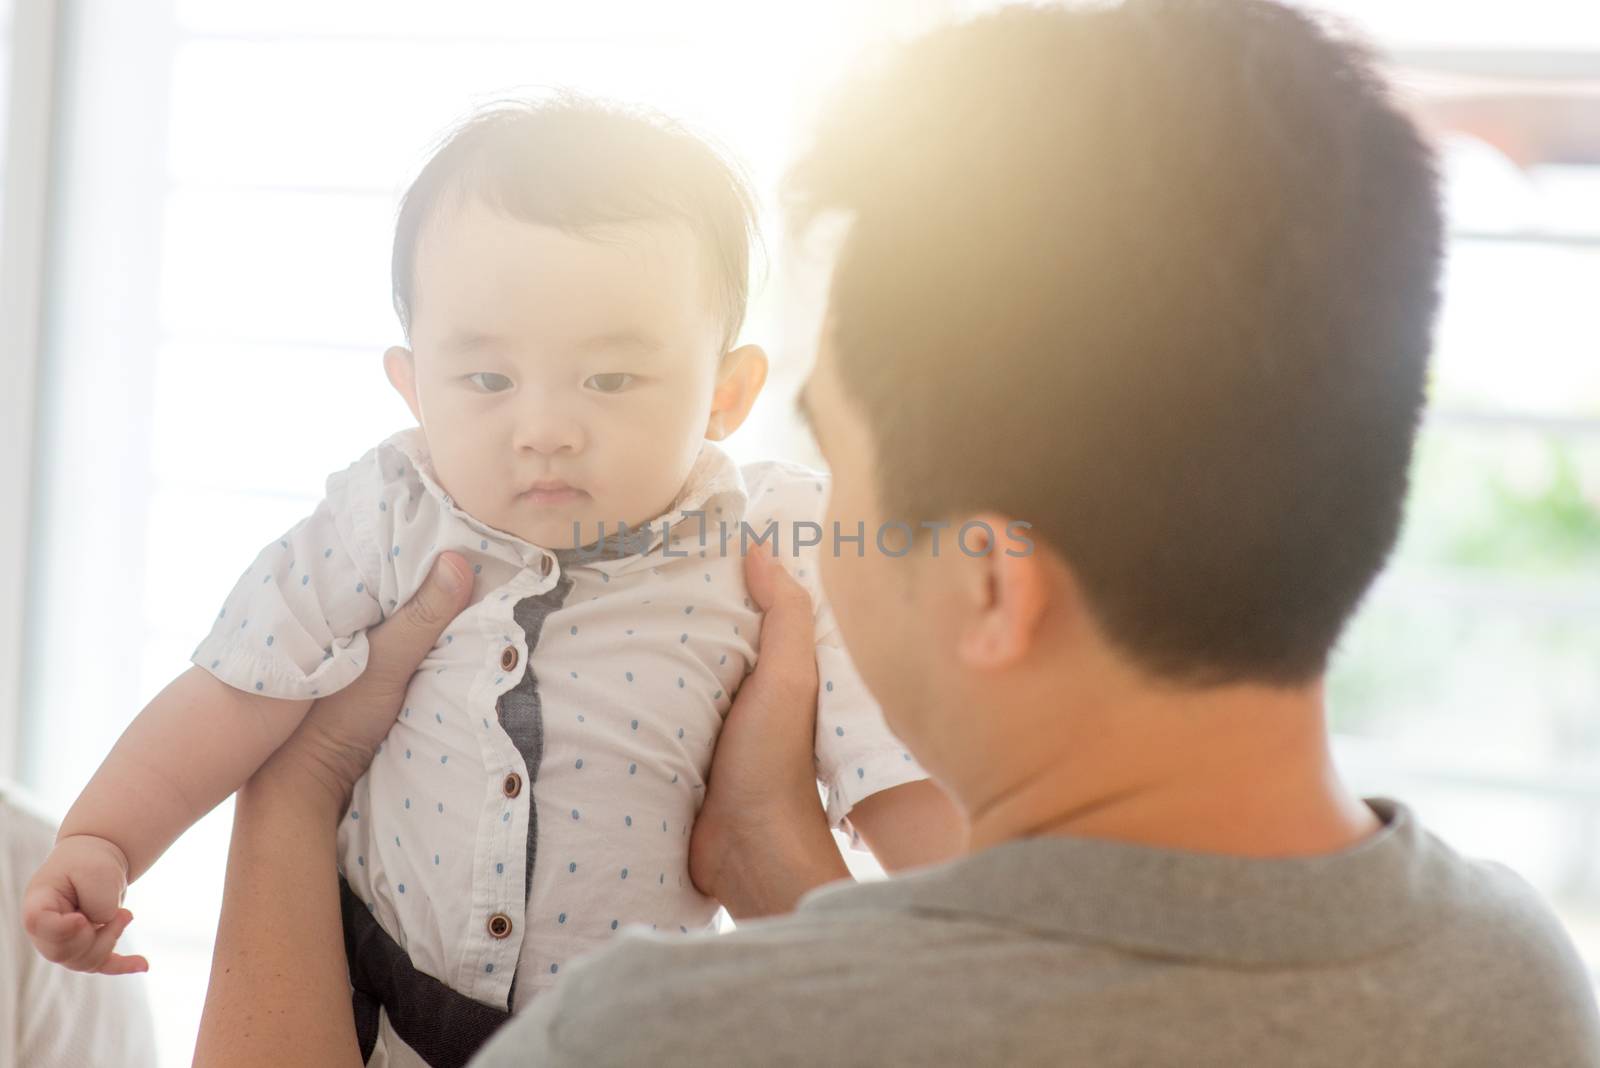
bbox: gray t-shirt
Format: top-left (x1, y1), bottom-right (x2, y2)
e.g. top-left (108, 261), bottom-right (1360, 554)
top-left (473, 799), bottom-right (1600, 1067)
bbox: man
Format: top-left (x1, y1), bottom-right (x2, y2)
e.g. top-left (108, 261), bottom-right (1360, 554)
top-left (481, 2), bottom-right (1600, 1062)
top-left (194, 2), bottom-right (1600, 1066)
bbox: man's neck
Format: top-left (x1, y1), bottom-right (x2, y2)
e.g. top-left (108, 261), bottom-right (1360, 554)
top-left (960, 677), bottom-right (1380, 859)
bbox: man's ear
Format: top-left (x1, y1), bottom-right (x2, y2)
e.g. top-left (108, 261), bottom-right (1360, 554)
top-left (705, 345), bottom-right (769, 441)
top-left (384, 346), bottom-right (423, 425)
top-left (953, 515), bottom-right (1052, 672)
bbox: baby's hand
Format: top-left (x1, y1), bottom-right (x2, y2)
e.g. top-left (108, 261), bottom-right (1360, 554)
top-left (22, 834), bottom-right (149, 974)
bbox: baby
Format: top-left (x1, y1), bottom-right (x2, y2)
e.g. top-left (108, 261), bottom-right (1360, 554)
top-left (24, 98), bottom-right (950, 1062)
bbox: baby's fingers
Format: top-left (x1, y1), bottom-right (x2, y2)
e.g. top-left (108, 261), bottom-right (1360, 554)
top-left (95, 949), bottom-right (150, 976)
top-left (29, 907), bottom-right (87, 939)
top-left (22, 888), bottom-right (95, 960)
top-left (66, 908), bottom-right (136, 974)
top-left (32, 918), bottom-right (96, 967)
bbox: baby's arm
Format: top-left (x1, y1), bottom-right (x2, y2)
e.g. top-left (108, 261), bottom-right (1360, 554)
top-left (24, 667), bottom-right (310, 973)
top-left (23, 442), bottom-right (409, 973)
top-left (844, 780), bottom-right (965, 871)
top-left (61, 667), bottom-right (312, 883)
top-left (806, 577), bottom-right (965, 871)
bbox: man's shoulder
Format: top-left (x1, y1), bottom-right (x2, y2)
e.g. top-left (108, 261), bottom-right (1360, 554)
top-left (476, 831), bottom-right (1600, 1068)
top-left (1431, 846), bottom-right (1598, 1008)
top-left (1355, 832), bottom-right (1600, 1064)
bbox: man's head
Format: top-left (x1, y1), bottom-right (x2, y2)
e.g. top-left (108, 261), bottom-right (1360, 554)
top-left (385, 97), bottom-right (767, 548)
top-left (793, 1), bottom-right (1442, 763)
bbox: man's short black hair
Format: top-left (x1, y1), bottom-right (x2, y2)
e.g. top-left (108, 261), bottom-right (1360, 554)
top-left (393, 94), bottom-right (758, 351)
top-left (789, 0), bottom-right (1443, 686)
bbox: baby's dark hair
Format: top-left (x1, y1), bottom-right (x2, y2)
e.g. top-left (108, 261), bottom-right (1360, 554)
top-left (392, 94), bottom-right (759, 350)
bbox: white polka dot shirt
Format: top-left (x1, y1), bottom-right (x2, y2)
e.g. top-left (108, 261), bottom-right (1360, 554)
top-left (192, 429), bottom-right (927, 1013)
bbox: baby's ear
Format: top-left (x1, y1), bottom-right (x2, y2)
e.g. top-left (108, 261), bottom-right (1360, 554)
top-left (383, 346), bottom-right (424, 425)
top-left (707, 345), bottom-right (769, 441)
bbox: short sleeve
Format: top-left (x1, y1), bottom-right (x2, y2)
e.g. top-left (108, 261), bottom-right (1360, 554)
top-left (742, 461), bottom-right (931, 840)
top-left (811, 598), bottom-right (929, 838)
top-left (191, 454), bottom-right (387, 700)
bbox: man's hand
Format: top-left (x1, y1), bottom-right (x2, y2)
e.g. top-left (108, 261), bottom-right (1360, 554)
top-left (22, 833), bottom-right (147, 975)
top-left (688, 550), bottom-right (849, 919)
top-left (256, 551), bottom-right (472, 817)
top-left (194, 551), bottom-right (473, 1068)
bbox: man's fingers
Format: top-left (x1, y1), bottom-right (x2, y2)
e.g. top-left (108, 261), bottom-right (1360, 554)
top-left (741, 551), bottom-right (818, 702)
top-left (364, 552), bottom-right (471, 689)
top-left (278, 553), bottom-right (472, 804)
top-left (744, 548), bottom-right (815, 620)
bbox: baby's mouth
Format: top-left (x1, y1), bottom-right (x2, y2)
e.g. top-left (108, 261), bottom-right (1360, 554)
top-left (517, 481), bottom-right (589, 506)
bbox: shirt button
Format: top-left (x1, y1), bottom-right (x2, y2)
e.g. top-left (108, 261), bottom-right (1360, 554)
top-left (500, 646), bottom-right (519, 672)
top-left (502, 772), bottom-right (522, 798)
top-left (540, 555), bottom-right (553, 577)
top-left (487, 913), bottom-right (513, 939)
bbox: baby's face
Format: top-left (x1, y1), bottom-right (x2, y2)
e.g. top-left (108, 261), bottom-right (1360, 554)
top-left (391, 199), bottom-right (733, 549)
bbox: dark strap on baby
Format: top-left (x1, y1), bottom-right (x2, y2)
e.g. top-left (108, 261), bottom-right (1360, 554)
top-left (342, 876), bottom-right (512, 1067)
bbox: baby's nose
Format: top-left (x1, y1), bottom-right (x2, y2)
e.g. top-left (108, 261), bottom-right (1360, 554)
top-left (514, 412), bottom-right (585, 456)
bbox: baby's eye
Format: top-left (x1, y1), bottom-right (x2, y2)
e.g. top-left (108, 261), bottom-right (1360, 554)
top-left (585, 373), bottom-right (637, 394)
top-left (466, 372), bottom-right (514, 393)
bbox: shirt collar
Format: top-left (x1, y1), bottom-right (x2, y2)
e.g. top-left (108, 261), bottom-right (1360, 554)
top-left (382, 428), bottom-right (750, 571)
top-left (800, 799), bottom-right (1469, 966)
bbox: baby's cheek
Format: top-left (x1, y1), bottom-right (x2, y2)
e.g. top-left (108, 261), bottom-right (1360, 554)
top-left (420, 435), bottom-right (483, 506)
top-left (604, 442), bottom-right (706, 525)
